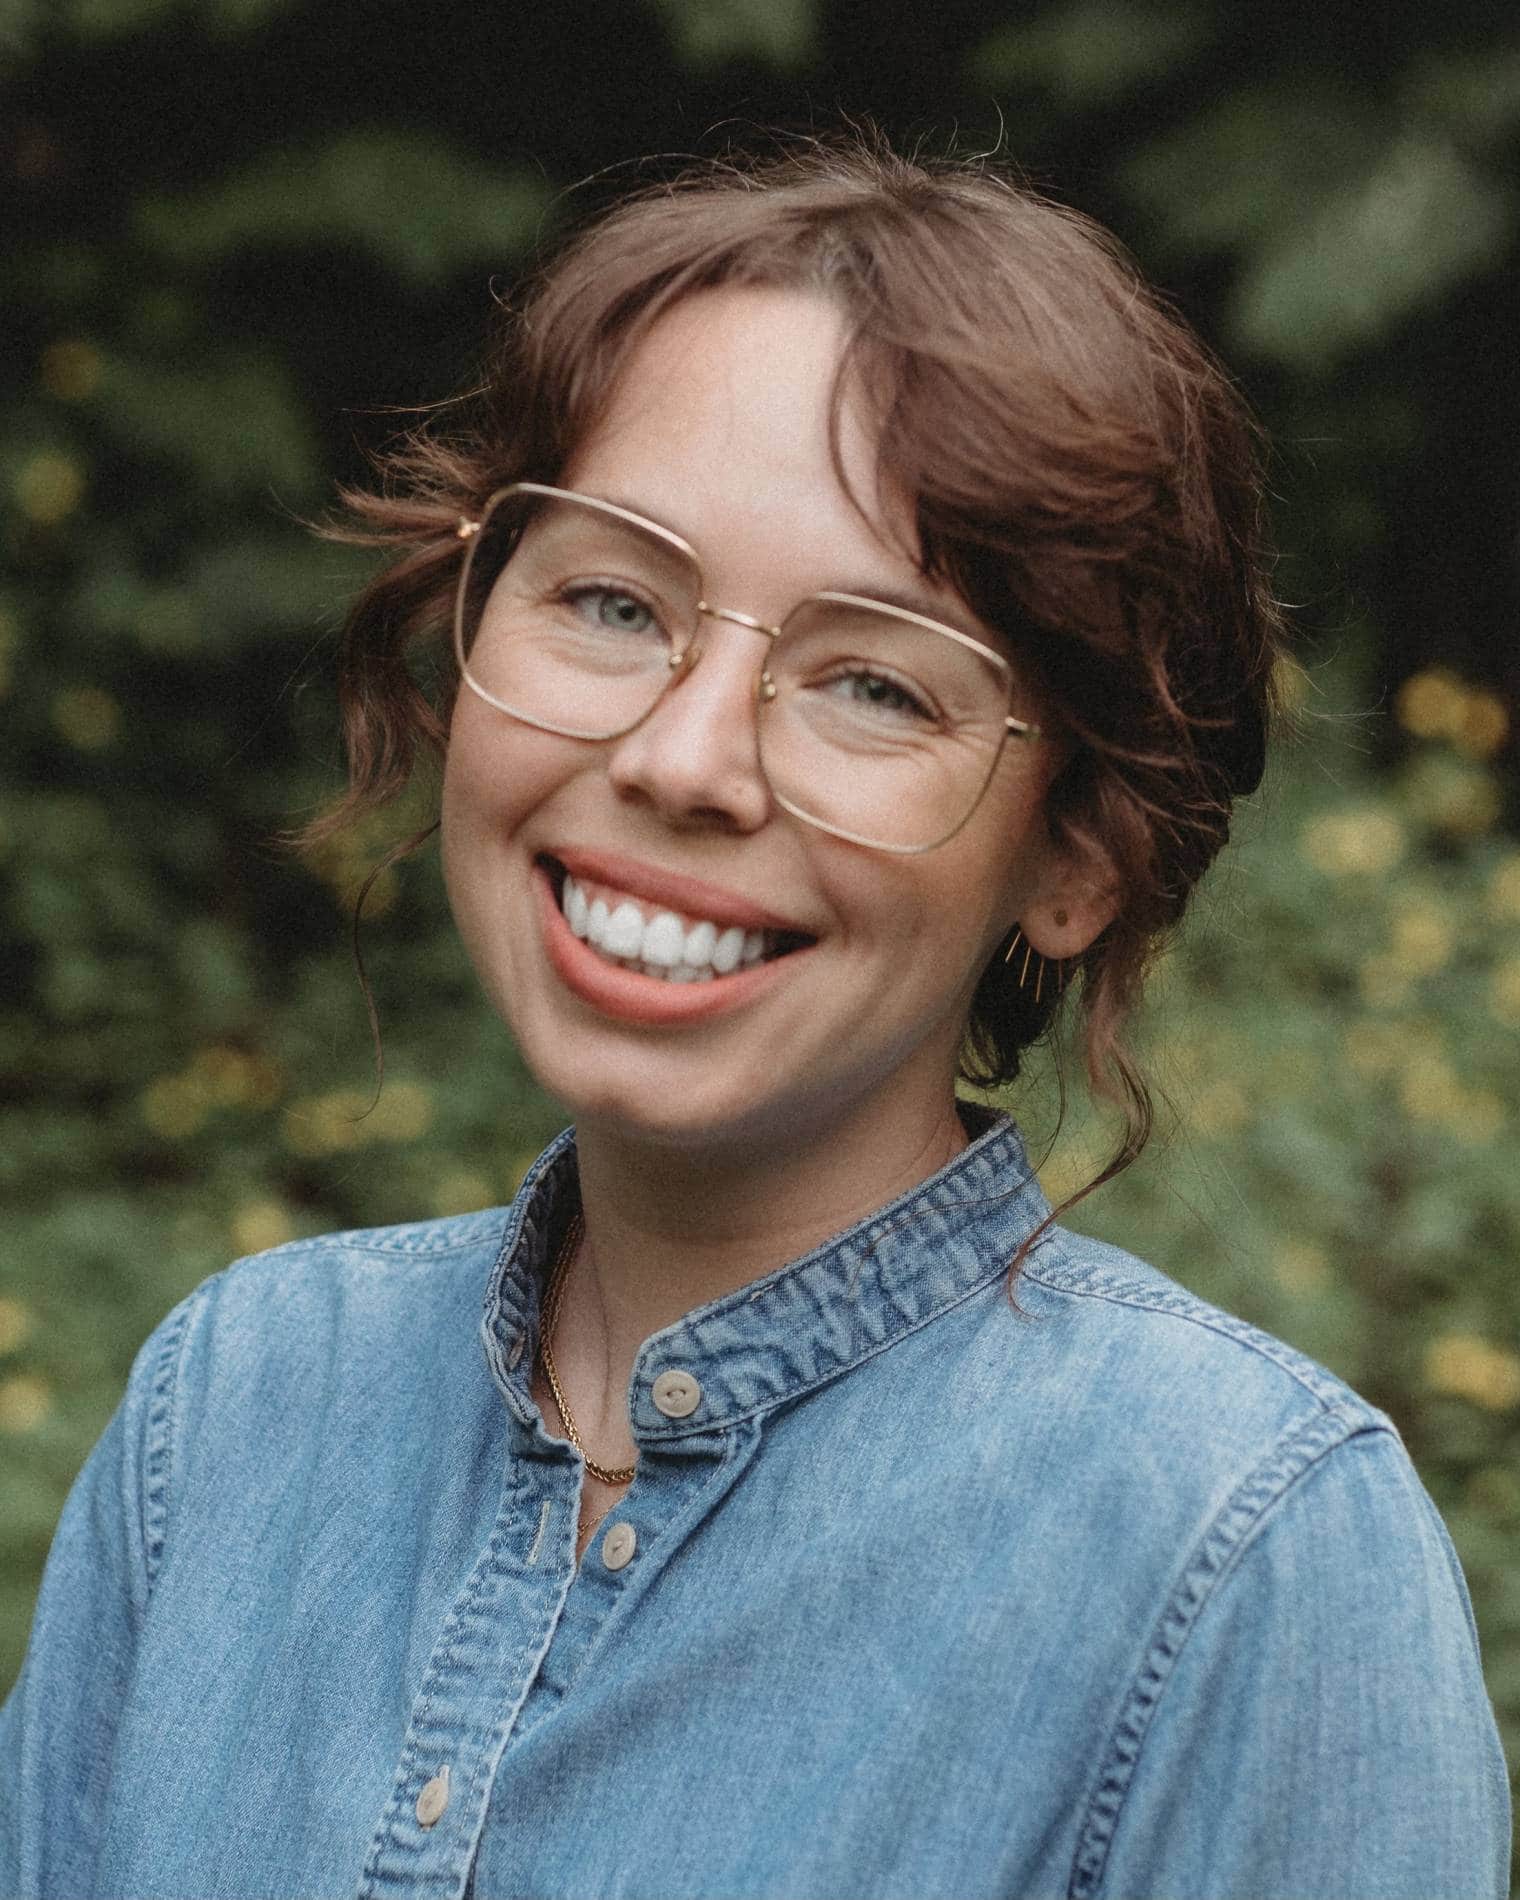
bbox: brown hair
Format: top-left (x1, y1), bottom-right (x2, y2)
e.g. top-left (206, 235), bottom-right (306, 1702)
top-left (305, 133), bottom-right (1287, 1256)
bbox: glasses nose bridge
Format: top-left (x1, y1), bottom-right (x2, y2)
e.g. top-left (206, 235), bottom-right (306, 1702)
top-left (694, 599), bottom-right (782, 644)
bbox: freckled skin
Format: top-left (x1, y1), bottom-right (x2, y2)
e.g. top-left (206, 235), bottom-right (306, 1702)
top-left (441, 287), bottom-right (1106, 1172)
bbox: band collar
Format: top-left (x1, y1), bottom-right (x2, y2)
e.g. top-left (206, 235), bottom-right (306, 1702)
top-left (480, 1107), bottom-right (1053, 1442)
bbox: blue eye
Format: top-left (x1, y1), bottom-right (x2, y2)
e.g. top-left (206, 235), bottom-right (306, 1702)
top-left (567, 586), bottom-right (660, 637)
top-left (832, 669), bottom-right (935, 722)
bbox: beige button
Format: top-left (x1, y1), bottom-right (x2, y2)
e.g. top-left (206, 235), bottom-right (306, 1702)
top-left (601, 1520), bottom-right (637, 1570)
top-left (651, 1368), bottom-right (701, 1418)
top-left (416, 1765), bottom-right (450, 1828)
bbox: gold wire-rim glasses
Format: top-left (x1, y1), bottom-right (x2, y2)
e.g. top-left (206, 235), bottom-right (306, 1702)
top-left (451, 481), bottom-right (1044, 856)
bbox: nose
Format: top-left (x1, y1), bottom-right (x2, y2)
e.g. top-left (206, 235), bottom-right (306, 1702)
top-left (604, 615), bottom-right (774, 833)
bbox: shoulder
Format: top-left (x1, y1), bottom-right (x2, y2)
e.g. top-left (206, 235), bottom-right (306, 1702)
top-left (1007, 1222), bottom-right (1388, 1447)
top-left (134, 1207), bottom-right (515, 1447)
top-left (191, 1204), bottom-right (512, 1317)
top-left (906, 1222), bottom-right (1421, 1593)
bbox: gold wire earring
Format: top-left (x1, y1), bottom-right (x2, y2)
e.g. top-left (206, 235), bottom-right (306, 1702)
top-left (1003, 926), bottom-right (1064, 1004)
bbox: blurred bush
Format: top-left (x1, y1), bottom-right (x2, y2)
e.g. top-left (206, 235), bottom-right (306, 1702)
top-left (2, 0), bottom-right (1516, 1836)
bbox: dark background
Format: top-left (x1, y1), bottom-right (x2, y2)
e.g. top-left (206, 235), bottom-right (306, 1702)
top-left (3, 0), bottom-right (1518, 1834)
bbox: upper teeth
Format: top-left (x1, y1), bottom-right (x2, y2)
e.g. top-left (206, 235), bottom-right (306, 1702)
top-left (562, 873), bottom-right (768, 980)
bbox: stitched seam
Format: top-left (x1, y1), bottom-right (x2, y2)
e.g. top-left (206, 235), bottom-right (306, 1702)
top-left (243, 1210), bottom-right (511, 1265)
top-left (1066, 1414), bottom-right (1390, 1900)
top-left (637, 1235), bottom-right (1060, 1441)
top-left (139, 1285), bottom-right (207, 1602)
top-left (1019, 1252), bottom-right (1361, 1416)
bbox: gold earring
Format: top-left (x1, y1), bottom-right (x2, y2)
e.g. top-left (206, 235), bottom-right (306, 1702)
top-left (1003, 926), bottom-right (1064, 1004)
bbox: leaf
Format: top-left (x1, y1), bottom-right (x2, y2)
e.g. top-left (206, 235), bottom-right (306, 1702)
top-left (135, 131), bottom-right (552, 289)
top-left (58, 0), bottom-right (181, 42)
top-left (1404, 40), bottom-right (1520, 146)
top-left (972, 0), bottom-right (1210, 106)
top-left (650, 0), bottom-right (816, 71)
top-left (1120, 80), bottom-right (1381, 258)
top-left (95, 350), bottom-right (321, 498)
top-left (1232, 137), bottom-right (1515, 367)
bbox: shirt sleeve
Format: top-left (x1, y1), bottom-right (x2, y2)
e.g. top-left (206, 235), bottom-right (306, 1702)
top-left (1085, 1424), bottom-right (1513, 1900)
top-left (0, 1290), bottom-right (200, 1900)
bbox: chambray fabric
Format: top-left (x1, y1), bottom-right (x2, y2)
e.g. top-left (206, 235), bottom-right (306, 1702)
top-left (1, 1112), bottom-right (1510, 1900)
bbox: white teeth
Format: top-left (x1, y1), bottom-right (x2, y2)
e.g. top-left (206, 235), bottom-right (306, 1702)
top-left (559, 872), bottom-right (790, 984)
top-left (682, 920), bottom-right (716, 967)
top-left (711, 926), bottom-right (744, 975)
top-left (641, 911), bottom-right (685, 968)
top-left (604, 901), bottom-right (644, 960)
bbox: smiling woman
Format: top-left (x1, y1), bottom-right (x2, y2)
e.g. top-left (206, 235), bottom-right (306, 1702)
top-left (1, 137), bottom-right (1510, 1900)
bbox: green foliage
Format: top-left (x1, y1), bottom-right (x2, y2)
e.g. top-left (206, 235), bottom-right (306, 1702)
top-left (972, 0), bottom-right (1211, 107)
top-left (651, 0), bottom-right (817, 71)
top-left (2, 0), bottom-right (1516, 1852)
top-left (137, 132), bottom-right (553, 292)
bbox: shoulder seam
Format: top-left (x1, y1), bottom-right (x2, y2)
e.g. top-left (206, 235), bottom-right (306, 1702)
top-left (139, 1285), bottom-right (210, 1601)
top-left (237, 1210), bottom-right (510, 1265)
top-left (1019, 1250), bottom-right (1368, 1418)
top-left (1066, 1412), bottom-right (1396, 1900)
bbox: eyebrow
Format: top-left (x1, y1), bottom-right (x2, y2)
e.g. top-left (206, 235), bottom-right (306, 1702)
top-left (588, 489), bottom-right (995, 644)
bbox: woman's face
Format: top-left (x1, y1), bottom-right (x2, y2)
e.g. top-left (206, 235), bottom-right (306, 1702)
top-left (441, 287), bottom-right (1086, 1158)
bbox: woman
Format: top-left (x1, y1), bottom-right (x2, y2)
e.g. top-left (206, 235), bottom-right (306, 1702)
top-left (2, 139), bottom-right (1509, 1899)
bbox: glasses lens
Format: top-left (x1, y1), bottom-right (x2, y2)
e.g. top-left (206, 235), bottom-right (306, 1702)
top-left (455, 489), bottom-right (702, 740)
top-left (760, 599), bottom-right (1013, 851)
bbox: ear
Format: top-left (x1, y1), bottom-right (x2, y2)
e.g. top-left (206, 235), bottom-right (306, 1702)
top-left (1011, 826), bottom-right (1122, 963)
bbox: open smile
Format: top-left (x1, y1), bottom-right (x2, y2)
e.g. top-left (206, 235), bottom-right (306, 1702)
top-left (534, 854), bottom-right (817, 1025)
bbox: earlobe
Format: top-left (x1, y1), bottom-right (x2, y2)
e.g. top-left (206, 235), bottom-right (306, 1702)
top-left (1019, 838), bottom-right (1122, 962)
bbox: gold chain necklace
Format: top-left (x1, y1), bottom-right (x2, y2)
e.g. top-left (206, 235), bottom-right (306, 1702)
top-left (539, 1212), bottom-right (637, 1487)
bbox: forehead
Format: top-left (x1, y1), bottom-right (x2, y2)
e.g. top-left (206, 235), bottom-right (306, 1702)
top-left (558, 287), bottom-right (974, 629)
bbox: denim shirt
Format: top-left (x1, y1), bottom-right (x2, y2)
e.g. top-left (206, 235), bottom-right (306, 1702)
top-left (1, 1113), bottom-right (1510, 1900)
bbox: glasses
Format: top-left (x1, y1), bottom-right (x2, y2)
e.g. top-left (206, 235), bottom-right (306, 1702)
top-left (451, 483), bottom-right (1042, 854)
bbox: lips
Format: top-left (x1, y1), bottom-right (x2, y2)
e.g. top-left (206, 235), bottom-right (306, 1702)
top-left (533, 856), bottom-right (816, 1026)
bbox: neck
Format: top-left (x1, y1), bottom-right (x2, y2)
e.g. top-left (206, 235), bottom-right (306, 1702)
top-left (544, 1089), bottom-right (972, 1461)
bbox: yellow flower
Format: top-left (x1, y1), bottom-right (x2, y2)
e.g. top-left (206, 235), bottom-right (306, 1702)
top-left (1399, 1053), bottom-right (1464, 1123)
top-left (1454, 692), bottom-right (1509, 761)
top-left (52, 686), bottom-right (119, 750)
top-left (1452, 1089), bottom-right (1504, 1145)
top-left (281, 1088), bottom-right (370, 1156)
top-left (1186, 1078), bottom-right (1251, 1137)
top-left (1387, 900), bottom-right (1454, 977)
top-left (1486, 853), bottom-right (1520, 922)
top-left (0, 1373), bottom-right (52, 1434)
top-left (1273, 1239), bottom-right (1329, 1294)
top-left (363, 1080), bottom-right (433, 1142)
top-left (40, 340), bottom-right (102, 402)
top-left (1490, 959), bottom-right (1520, 1028)
top-left (231, 1200), bottom-right (295, 1257)
top-left (1396, 668), bottom-right (1467, 741)
top-left (15, 449), bottom-right (85, 525)
top-left (0, 1297), bottom-right (32, 1355)
top-left (140, 1073), bottom-right (208, 1140)
top-left (1299, 808), bottom-right (1406, 876)
top-left (1426, 1334), bottom-right (1520, 1413)
top-left (1037, 1130), bottom-right (1112, 1207)
top-left (432, 1171), bottom-right (493, 1218)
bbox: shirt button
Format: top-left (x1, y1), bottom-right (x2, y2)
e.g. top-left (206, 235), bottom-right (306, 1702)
top-left (416, 1765), bottom-right (450, 1828)
top-left (651, 1368), bottom-right (701, 1418)
top-left (601, 1520), bottom-right (637, 1570)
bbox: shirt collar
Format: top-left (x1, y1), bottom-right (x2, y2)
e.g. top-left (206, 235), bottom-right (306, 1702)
top-left (480, 1107), bottom-right (1052, 1442)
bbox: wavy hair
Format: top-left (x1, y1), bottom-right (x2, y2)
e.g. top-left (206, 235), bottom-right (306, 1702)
top-left (300, 134), bottom-right (1288, 1262)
